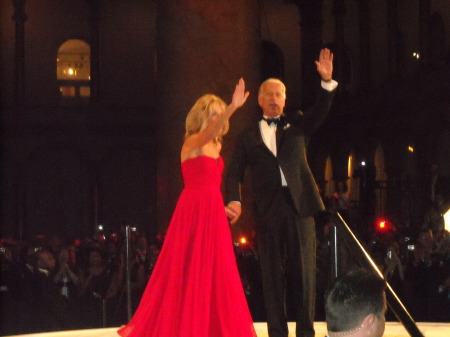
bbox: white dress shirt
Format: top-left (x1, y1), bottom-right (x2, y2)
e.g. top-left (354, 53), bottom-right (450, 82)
top-left (259, 118), bottom-right (288, 186)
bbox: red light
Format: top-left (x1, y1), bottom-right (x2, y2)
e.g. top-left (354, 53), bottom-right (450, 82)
top-left (376, 219), bottom-right (389, 231)
top-left (239, 237), bottom-right (247, 245)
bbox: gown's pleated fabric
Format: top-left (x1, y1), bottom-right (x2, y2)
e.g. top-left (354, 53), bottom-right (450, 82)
top-left (118, 155), bottom-right (257, 337)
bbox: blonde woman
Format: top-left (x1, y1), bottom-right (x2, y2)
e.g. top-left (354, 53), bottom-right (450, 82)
top-left (118, 78), bottom-right (256, 337)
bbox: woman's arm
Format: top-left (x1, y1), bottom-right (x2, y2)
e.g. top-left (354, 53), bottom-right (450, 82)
top-left (182, 78), bottom-right (249, 153)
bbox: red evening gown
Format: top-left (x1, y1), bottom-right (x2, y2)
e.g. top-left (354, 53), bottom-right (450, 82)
top-left (118, 155), bottom-right (257, 337)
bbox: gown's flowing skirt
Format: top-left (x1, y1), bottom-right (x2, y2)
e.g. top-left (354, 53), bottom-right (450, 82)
top-left (118, 156), bottom-right (256, 337)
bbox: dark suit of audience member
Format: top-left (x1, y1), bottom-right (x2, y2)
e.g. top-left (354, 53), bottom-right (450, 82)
top-left (6, 248), bottom-right (72, 333)
top-left (5, 246), bottom-right (39, 334)
top-left (33, 249), bottom-right (73, 332)
top-left (424, 163), bottom-right (450, 207)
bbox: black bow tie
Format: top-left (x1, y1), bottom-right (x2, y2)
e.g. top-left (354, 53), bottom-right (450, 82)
top-left (263, 117), bottom-right (283, 126)
top-left (263, 117), bottom-right (280, 126)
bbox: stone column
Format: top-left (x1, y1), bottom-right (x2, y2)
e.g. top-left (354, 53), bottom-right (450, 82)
top-left (12, 0), bottom-right (27, 106)
top-left (419, 0), bottom-right (431, 66)
top-left (298, 0), bottom-right (323, 107)
top-left (155, 0), bottom-right (260, 232)
top-left (358, 0), bottom-right (371, 90)
top-left (333, 0), bottom-right (346, 86)
top-left (387, 0), bottom-right (399, 78)
top-left (87, 0), bottom-right (100, 103)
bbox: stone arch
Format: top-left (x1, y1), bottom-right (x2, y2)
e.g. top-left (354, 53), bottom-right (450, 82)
top-left (261, 40), bottom-right (285, 82)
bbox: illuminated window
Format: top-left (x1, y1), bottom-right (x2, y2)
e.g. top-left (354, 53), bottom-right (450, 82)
top-left (57, 39), bottom-right (90, 103)
top-left (59, 86), bottom-right (76, 97)
top-left (80, 86), bottom-right (91, 97)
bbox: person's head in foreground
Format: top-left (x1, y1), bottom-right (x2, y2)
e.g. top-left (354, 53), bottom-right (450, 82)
top-left (325, 269), bottom-right (387, 337)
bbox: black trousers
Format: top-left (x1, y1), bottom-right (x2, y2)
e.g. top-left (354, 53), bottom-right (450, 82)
top-left (257, 188), bottom-right (316, 337)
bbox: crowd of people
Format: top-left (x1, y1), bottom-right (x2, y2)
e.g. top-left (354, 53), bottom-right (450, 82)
top-left (315, 177), bottom-right (450, 324)
top-left (238, 204), bottom-right (450, 325)
top-left (0, 207), bottom-right (447, 336)
top-left (0, 228), bottom-right (161, 335)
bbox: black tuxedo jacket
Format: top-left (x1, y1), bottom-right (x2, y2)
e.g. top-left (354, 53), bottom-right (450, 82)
top-left (225, 87), bottom-right (335, 222)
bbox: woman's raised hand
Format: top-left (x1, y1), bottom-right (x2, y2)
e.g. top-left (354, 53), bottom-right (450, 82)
top-left (231, 78), bottom-right (250, 109)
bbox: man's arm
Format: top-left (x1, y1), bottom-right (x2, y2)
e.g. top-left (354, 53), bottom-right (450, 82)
top-left (224, 131), bottom-right (248, 224)
top-left (300, 48), bottom-right (338, 133)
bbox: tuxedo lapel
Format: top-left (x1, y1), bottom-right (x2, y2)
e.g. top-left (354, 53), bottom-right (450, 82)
top-left (276, 126), bottom-right (284, 151)
top-left (275, 125), bottom-right (286, 154)
top-left (252, 122), bottom-right (276, 157)
top-left (252, 123), bottom-right (264, 144)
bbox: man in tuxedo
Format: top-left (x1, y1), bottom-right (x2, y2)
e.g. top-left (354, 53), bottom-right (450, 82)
top-left (224, 48), bottom-right (337, 337)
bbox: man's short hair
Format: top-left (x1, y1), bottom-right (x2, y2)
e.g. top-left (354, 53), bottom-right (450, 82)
top-left (258, 78), bottom-right (286, 99)
top-left (325, 269), bottom-right (386, 332)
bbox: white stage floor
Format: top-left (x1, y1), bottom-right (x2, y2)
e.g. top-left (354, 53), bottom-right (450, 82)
top-left (7, 322), bottom-right (449, 337)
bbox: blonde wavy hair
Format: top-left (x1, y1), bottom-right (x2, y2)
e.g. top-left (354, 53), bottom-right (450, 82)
top-left (185, 94), bottom-right (228, 142)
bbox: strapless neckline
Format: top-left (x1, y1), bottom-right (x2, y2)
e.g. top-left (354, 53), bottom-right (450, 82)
top-left (182, 155), bottom-right (222, 164)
